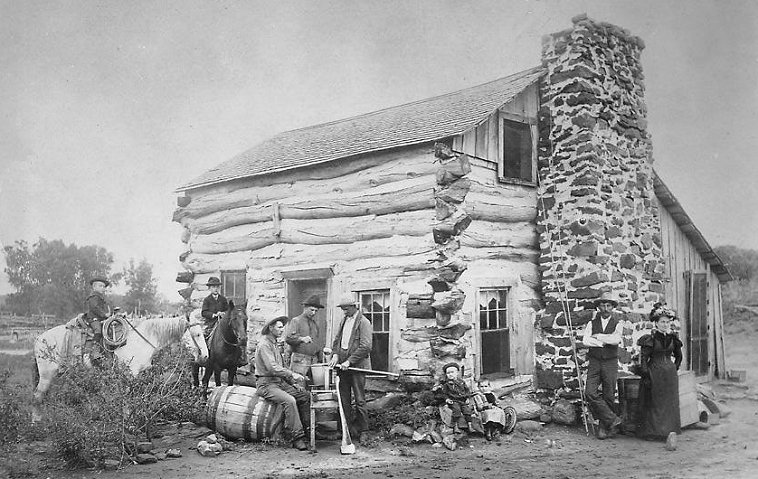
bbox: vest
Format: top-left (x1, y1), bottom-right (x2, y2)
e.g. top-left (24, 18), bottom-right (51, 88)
top-left (587, 313), bottom-right (619, 360)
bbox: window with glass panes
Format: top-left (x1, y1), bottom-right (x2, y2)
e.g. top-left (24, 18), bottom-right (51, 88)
top-left (221, 271), bottom-right (246, 305)
top-left (360, 290), bottom-right (391, 372)
top-left (501, 118), bottom-right (534, 183)
top-left (479, 288), bottom-right (511, 376)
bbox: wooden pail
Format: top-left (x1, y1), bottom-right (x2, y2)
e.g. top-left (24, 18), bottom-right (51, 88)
top-left (205, 385), bottom-right (284, 441)
top-left (617, 376), bottom-right (640, 433)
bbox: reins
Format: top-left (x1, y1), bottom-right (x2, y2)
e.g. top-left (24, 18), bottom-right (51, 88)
top-left (121, 315), bottom-right (158, 350)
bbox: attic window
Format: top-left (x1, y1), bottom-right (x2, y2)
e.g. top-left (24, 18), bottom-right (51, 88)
top-left (500, 117), bottom-right (535, 184)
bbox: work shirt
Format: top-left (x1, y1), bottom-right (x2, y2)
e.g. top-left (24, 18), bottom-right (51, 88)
top-left (85, 291), bottom-right (110, 321)
top-left (285, 312), bottom-right (326, 358)
top-left (581, 313), bottom-right (623, 348)
top-left (254, 334), bottom-right (295, 385)
top-left (339, 312), bottom-right (357, 350)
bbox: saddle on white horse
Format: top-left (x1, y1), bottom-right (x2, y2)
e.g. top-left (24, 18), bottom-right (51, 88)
top-left (63, 313), bottom-right (129, 359)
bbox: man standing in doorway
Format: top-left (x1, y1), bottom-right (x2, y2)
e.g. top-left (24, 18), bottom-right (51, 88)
top-left (582, 291), bottom-right (624, 439)
top-left (285, 295), bottom-right (327, 380)
top-left (329, 293), bottom-right (372, 444)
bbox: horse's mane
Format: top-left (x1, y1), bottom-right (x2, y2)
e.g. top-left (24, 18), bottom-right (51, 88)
top-left (135, 316), bottom-right (187, 345)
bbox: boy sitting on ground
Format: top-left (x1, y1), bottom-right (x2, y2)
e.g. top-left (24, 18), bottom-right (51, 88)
top-left (432, 362), bottom-right (474, 433)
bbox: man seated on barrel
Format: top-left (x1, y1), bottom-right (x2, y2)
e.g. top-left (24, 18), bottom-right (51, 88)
top-left (254, 315), bottom-right (311, 451)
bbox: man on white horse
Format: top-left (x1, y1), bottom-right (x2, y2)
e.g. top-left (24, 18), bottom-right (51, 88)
top-left (82, 277), bottom-right (112, 367)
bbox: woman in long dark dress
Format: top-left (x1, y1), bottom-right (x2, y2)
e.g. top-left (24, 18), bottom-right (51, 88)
top-left (636, 304), bottom-right (683, 440)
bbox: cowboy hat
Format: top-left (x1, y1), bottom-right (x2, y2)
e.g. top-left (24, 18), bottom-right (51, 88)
top-left (261, 315), bottom-right (289, 336)
top-left (206, 276), bottom-right (222, 286)
top-left (336, 293), bottom-right (357, 308)
top-left (593, 291), bottom-right (618, 307)
top-left (302, 294), bottom-right (325, 309)
top-left (89, 277), bottom-right (111, 287)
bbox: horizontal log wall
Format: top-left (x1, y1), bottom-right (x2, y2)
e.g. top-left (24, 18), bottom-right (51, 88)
top-left (178, 131), bottom-right (542, 377)
top-left (175, 146), bottom-right (438, 222)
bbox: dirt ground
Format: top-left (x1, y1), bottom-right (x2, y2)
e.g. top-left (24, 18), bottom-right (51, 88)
top-left (5, 331), bottom-right (758, 479)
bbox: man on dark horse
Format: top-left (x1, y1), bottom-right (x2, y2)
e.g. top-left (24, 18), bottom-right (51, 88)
top-left (82, 277), bottom-right (112, 367)
top-left (201, 276), bottom-right (247, 366)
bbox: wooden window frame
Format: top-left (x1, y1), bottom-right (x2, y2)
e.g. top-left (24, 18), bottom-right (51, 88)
top-left (357, 289), bottom-right (392, 374)
top-left (476, 287), bottom-right (513, 379)
top-left (220, 270), bottom-right (247, 305)
top-left (498, 111), bottom-right (537, 187)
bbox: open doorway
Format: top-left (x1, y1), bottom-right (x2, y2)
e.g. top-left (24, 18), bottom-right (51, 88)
top-left (286, 278), bottom-right (328, 330)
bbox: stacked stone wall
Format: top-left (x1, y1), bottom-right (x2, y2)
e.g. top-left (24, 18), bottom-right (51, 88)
top-left (534, 15), bottom-right (666, 402)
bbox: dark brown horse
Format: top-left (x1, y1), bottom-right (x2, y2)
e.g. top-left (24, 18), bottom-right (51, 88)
top-left (193, 300), bottom-right (247, 397)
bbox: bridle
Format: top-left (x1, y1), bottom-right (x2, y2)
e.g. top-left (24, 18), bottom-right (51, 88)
top-left (218, 309), bottom-right (245, 348)
top-left (186, 320), bottom-right (205, 351)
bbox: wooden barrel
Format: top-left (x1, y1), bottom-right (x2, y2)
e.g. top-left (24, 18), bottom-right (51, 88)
top-left (206, 386), bottom-right (284, 441)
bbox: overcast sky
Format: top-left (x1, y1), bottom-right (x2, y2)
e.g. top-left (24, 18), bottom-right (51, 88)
top-left (1, 0), bottom-right (756, 299)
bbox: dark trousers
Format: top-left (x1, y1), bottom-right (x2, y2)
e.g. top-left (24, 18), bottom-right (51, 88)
top-left (257, 381), bottom-right (310, 439)
top-left (449, 400), bottom-right (473, 423)
top-left (337, 370), bottom-right (368, 435)
top-left (584, 357), bottom-right (620, 428)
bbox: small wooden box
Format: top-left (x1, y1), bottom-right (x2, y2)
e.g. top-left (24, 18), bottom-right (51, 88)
top-left (678, 370), bottom-right (699, 427)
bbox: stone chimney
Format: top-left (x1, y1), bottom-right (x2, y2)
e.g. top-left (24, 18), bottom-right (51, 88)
top-left (535, 15), bottom-right (665, 396)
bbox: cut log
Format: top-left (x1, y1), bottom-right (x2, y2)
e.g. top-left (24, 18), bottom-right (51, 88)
top-left (400, 326), bottom-right (439, 342)
top-left (174, 145), bottom-right (436, 221)
top-left (432, 289), bottom-right (466, 314)
top-left (428, 277), bottom-right (452, 293)
top-left (178, 287), bottom-right (194, 300)
top-left (191, 210), bottom-right (434, 254)
top-left (182, 235), bottom-right (437, 272)
top-left (406, 295), bottom-right (436, 319)
top-left (437, 321), bottom-right (472, 340)
top-left (430, 337), bottom-right (466, 359)
top-left (175, 271), bottom-right (194, 283)
top-left (434, 178), bottom-right (471, 204)
top-left (459, 221), bottom-right (538, 249)
top-left (435, 198), bottom-right (455, 221)
top-left (185, 175), bottom-right (435, 235)
top-left (435, 154), bottom-right (471, 185)
top-left (177, 195), bottom-right (192, 207)
top-left (463, 191), bottom-right (538, 223)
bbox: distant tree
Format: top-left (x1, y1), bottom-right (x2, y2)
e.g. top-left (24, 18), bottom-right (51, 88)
top-left (3, 238), bottom-right (118, 318)
top-left (714, 245), bottom-right (758, 282)
top-left (123, 258), bottom-right (157, 316)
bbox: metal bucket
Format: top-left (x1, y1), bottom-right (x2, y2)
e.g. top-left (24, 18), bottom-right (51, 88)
top-left (310, 363), bottom-right (331, 389)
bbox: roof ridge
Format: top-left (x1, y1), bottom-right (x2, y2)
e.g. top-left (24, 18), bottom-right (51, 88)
top-left (279, 65), bottom-right (544, 136)
top-left (178, 65), bottom-right (545, 191)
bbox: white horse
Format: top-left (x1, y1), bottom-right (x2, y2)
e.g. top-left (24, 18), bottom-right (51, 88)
top-left (182, 309), bottom-right (209, 369)
top-left (32, 315), bottom-right (206, 421)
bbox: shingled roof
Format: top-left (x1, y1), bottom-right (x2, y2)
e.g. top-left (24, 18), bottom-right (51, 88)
top-left (178, 66), bottom-right (545, 191)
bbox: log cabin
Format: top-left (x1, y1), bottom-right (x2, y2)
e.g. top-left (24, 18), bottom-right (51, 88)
top-left (173, 16), bottom-right (731, 396)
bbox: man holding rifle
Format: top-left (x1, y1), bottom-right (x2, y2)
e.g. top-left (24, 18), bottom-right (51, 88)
top-left (329, 293), bottom-right (372, 444)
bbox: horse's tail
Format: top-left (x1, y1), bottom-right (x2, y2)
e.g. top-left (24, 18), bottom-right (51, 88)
top-left (32, 354), bottom-right (40, 388)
